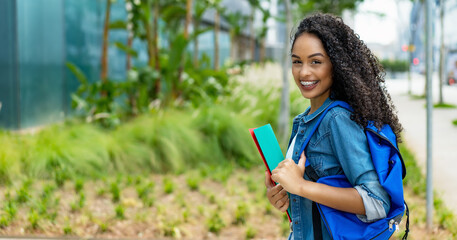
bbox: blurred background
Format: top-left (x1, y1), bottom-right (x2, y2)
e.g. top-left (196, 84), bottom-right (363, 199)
top-left (1, 0), bottom-right (457, 130)
top-left (0, 0), bottom-right (456, 239)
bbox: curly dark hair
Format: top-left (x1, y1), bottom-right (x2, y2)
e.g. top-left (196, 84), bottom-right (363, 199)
top-left (291, 13), bottom-right (403, 141)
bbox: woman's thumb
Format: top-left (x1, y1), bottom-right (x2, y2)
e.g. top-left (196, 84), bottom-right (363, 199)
top-left (264, 170), bottom-right (274, 188)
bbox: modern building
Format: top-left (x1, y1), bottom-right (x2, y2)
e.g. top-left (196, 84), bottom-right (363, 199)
top-left (0, 0), bottom-right (265, 129)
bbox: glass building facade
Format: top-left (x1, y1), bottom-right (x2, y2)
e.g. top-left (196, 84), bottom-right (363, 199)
top-left (0, 0), bottom-right (231, 129)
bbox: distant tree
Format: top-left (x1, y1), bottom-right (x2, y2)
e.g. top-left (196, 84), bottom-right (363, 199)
top-left (257, 0), bottom-right (272, 63)
top-left (247, 0), bottom-right (260, 61)
top-left (209, 0), bottom-right (223, 70)
top-left (185, 0), bottom-right (193, 38)
top-left (292, 0), bottom-right (365, 17)
top-left (192, 0), bottom-right (212, 67)
top-left (101, 0), bottom-right (112, 85)
top-left (224, 11), bottom-right (249, 62)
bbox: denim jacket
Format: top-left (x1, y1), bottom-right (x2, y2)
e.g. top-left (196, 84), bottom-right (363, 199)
top-left (286, 98), bottom-right (391, 240)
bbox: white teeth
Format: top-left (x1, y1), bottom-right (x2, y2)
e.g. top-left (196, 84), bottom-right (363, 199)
top-left (300, 81), bottom-right (318, 86)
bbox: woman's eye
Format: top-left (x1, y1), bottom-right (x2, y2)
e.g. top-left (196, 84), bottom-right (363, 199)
top-left (311, 60), bottom-right (322, 64)
top-left (292, 60), bottom-right (302, 64)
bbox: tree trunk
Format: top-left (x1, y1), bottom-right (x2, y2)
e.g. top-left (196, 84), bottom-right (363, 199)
top-left (214, 10), bottom-right (220, 70)
top-left (279, 0), bottom-right (292, 142)
top-left (185, 0), bottom-right (192, 38)
top-left (100, 0), bottom-right (111, 83)
top-left (173, 0), bottom-right (193, 100)
top-left (127, 33), bottom-right (133, 71)
top-left (127, 21), bottom-right (136, 114)
top-left (193, 21), bottom-right (199, 67)
top-left (250, 8), bottom-right (256, 62)
top-left (260, 38), bottom-right (266, 63)
top-left (152, 0), bottom-right (161, 94)
top-left (146, 20), bottom-right (153, 67)
top-left (230, 34), bottom-right (237, 63)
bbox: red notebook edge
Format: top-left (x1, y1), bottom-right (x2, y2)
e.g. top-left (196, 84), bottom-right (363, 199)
top-left (249, 127), bottom-right (292, 223)
top-left (249, 128), bottom-right (272, 174)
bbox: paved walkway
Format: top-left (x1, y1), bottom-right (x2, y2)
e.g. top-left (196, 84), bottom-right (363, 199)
top-left (386, 74), bottom-right (457, 214)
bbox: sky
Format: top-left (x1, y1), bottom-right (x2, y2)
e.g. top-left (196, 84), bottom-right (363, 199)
top-left (352, 0), bottom-right (413, 45)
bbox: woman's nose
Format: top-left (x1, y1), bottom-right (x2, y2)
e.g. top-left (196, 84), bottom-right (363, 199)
top-left (299, 65), bottom-right (311, 78)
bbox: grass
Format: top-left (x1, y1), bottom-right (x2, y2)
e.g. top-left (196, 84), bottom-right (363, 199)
top-left (433, 103), bottom-right (457, 108)
top-left (400, 143), bottom-right (457, 237)
top-left (0, 158), bottom-right (454, 239)
top-left (2, 65), bottom-right (455, 238)
top-left (410, 94), bottom-right (426, 100)
top-left (0, 107), bottom-right (261, 183)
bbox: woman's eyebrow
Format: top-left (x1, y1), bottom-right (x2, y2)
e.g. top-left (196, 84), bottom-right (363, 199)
top-left (291, 54), bottom-right (301, 59)
top-left (308, 53), bottom-right (324, 58)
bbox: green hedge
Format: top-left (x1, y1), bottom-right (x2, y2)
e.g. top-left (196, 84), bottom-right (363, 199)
top-left (0, 82), bottom-right (309, 184)
top-left (380, 59), bottom-right (409, 72)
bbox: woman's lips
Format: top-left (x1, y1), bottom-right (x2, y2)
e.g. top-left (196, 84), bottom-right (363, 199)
top-left (300, 80), bottom-right (319, 90)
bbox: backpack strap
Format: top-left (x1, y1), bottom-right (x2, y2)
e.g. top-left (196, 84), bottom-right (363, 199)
top-left (299, 100), bottom-right (351, 167)
top-left (300, 101), bottom-right (349, 240)
top-left (402, 203), bottom-right (410, 240)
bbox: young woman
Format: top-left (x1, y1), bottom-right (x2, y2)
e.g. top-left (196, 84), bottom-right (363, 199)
top-left (265, 13), bottom-right (402, 240)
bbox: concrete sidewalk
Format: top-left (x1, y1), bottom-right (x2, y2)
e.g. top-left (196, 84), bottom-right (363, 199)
top-left (386, 76), bottom-right (457, 214)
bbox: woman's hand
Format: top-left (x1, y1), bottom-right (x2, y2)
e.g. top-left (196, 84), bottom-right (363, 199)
top-left (271, 152), bottom-right (306, 195)
top-left (265, 171), bottom-right (289, 212)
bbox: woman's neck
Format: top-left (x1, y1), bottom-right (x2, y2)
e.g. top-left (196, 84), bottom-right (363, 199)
top-left (309, 98), bottom-right (326, 115)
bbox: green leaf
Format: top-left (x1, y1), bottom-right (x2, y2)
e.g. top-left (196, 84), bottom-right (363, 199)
top-left (66, 62), bottom-right (88, 85)
top-left (109, 20), bottom-right (127, 29)
top-left (112, 41), bottom-right (138, 57)
top-left (189, 27), bottom-right (212, 41)
top-left (71, 93), bottom-right (88, 110)
top-left (161, 5), bottom-right (186, 23)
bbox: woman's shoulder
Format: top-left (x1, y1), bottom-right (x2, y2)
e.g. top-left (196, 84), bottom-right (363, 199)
top-left (324, 105), bottom-right (352, 121)
top-left (322, 105), bottom-right (363, 131)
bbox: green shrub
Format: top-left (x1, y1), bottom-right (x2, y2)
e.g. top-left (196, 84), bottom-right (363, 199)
top-left (115, 204), bottom-right (125, 219)
top-left (186, 175), bottom-right (200, 191)
top-left (74, 178), bottom-right (84, 193)
top-left (110, 182), bottom-right (121, 203)
top-left (207, 212), bottom-right (225, 234)
top-left (0, 215), bottom-right (10, 228)
top-left (99, 222), bottom-right (108, 232)
top-left (433, 103), bottom-right (457, 109)
top-left (163, 177), bottom-right (175, 194)
top-left (400, 144), bottom-right (426, 196)
top-left (16, 180), bottom-right (32, 204)
top-left (245, 225), bottom-right (257, 239)
top-left (234, 202), bottom-right (249, 225)
top-left (380, 59), bottom-right (409, 72)
top-left (0, 131), bottom-right (21, 184)
top-left (28, 208), bottom-right (39, 230)
top-left (136, 182), bottom-right (154, 200)
top-left (0, 79), bottom-right (306, 182)
top-left (63, 225), bottom-right (73, 235)
top-left (41, 184), bottom-right (56, 200)
top-left (70, 192), bottom-right (85, 212)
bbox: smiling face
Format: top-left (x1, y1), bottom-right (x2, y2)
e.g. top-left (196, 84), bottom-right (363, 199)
top-left (291, 33), bottom-right (333, 112)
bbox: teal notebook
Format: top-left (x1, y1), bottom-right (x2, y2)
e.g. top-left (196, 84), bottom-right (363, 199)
top-left (249, 124), bottom-right (291, 222)
top-left (252, 124), bottom-right (285, 173)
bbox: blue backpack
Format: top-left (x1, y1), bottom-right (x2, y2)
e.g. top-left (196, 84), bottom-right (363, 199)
top-left (299, 100), bottom-right (409, 240)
